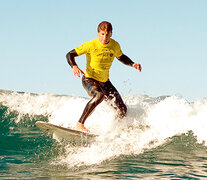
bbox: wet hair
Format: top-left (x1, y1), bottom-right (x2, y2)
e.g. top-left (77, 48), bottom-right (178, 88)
top-left (97, 21), bottom-right (113, 33)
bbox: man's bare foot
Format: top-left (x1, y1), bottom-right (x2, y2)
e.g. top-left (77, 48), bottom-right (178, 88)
top-left (76, 122), bottom-right (90, 133)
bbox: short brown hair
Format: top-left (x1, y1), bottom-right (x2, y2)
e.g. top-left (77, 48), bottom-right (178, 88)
top-left (97, 21), bottom-right (113, 33)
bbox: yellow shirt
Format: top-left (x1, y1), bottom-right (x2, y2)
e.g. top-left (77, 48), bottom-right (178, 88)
top-left (75, 38), bottom-right (122, 82)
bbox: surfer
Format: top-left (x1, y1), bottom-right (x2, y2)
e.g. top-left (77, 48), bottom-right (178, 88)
top-left (66, 21), bottom-right (142, 132)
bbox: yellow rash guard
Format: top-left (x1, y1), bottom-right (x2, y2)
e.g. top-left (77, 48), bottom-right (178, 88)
top-left (75, 38), bottom-right (123, 82)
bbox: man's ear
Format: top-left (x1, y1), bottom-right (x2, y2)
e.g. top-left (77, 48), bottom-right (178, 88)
top-left (109, 31), bottom-right (112, 37)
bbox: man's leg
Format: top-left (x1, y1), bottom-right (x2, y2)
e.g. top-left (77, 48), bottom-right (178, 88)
top-left (76, 77), bottom-right (104, 132)
top-left (103, 80), bottom-right (127, 118)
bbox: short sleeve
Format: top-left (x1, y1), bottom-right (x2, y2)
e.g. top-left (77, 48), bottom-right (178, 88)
top-left (75, 41), bottom-right (90, 56)
top-left (115, 42), bottom-right (123, 58)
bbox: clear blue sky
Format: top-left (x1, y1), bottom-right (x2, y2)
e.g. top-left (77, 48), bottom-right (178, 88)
top-left (1, 0), bottom-right (207, 101)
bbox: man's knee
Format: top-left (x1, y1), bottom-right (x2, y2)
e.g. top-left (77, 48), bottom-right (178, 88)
top-left (90, 91), bottom-right (105, 106)
top-left (122, 104), bottom-right (127, 116)
top-left (117, 104), bottom-right (127, 118)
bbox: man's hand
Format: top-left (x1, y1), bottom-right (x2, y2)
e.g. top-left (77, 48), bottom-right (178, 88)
top-left (73, 65), bottom-right (84, 77)
top-left (132, 63), bottom-right (142, 72)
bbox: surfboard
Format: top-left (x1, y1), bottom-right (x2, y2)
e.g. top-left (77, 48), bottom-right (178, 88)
top-left (35, 121), bottom-right (97, 142)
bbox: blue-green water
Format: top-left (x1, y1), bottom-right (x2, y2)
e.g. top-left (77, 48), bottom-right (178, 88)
top-left (1, 90), bottom-right (207, 179)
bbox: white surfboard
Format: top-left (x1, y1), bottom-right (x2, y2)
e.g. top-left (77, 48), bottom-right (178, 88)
top-left (35, 121), bottom-right (97, 143)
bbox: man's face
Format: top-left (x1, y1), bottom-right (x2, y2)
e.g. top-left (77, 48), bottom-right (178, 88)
top-left (97, 30), bottom-right (112, 45)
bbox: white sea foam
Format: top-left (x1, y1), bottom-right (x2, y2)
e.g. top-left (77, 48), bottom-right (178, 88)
top-left (1, 91), bottom-right (207, 167)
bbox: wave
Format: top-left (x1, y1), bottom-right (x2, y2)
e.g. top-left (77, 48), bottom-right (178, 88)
top-left (1, 89), bottom-right (207, 167)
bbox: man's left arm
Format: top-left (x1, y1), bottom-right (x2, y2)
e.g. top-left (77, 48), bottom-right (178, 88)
top-left (117, 54), bottom-right (142, 72)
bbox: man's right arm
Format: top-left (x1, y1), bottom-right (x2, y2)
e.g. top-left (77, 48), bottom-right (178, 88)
top-left (66, 49), bottom-right (78, 68)
top-left (66, 49), bottom-right (84, 77)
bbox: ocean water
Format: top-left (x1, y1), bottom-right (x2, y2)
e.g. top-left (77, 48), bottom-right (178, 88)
top-left (1, 89), bottom-right (207, 179)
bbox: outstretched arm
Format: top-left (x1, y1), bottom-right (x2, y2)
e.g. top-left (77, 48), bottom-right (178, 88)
top-left (117, 54), bottom-right (142, 72)
top-left (66, 49), bottom-right (84, 77)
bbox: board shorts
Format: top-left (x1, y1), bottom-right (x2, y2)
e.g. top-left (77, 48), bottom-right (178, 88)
top-left (78, 76), bottom-right (127, 124)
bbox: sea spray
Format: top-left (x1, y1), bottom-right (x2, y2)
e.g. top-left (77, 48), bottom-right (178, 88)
top-left (50, 95), bottom-right (207, 167)
top-left (145, 96), bottom-right (207, 145)
top-left (1, 90), bottom-right (207, 168)
top-left (0, 91), bottom-right (69, 122)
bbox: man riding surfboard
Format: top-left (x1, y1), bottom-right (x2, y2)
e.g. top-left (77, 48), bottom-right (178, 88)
top-left (66, 21), bottom-right (142, 132)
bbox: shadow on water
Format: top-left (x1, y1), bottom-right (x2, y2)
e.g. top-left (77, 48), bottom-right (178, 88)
top-left (0, 104), bottom-right (65, 178)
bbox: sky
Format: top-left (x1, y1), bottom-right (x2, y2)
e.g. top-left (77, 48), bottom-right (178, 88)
top-left (1, 0), bottom-right (207, 101)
